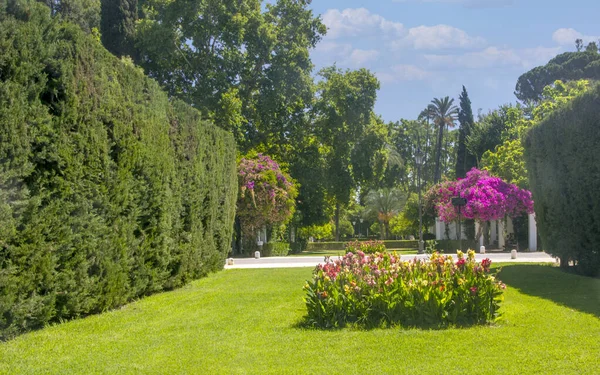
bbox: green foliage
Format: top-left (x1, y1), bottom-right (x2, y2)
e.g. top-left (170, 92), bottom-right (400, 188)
top-left (100, 0), bottom-right (137, 57)
top-left (389, 212), bottom-right (414, 237)
top-left (515, 50), bottom-right (600, 102)
top-left (298, 223), bottom-right (333, 241)
top-left (303, 251), bottom-right (505, 329)
top-left (313, 67), bottom-right (384, 239)
top-left (427, 97), bottom-right (458, 183)
top-left (38, 0), bottom-right (101, 33)
top-left (0, 1), bottom-right (237, 338)
top-left (135, 0), bottom-right (325, 152)
top-left (455, 86), bottom-right (477, 178)
top-left (524, 83), bottom-right (600, 276)
top-left (481, 139), bottom-right (528, 188)
top-left (338, 219), bottom-right (354, 239)
top-left (262, 242), bottom-right (289, 257)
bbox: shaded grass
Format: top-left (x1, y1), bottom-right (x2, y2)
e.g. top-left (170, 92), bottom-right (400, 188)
top-left (498, 264), bottom-right (600, 317)
top-left (0, 265), bottom-right (599, 374)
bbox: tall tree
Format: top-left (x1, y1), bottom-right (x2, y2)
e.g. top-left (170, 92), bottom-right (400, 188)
top-left (101, 0), bottom-right (137, 57)
top-left (364, 188), bottom-right (406, 239)
top-left (37, 0), bottom-right (101, 33)
top-left (135, 0), bottom-right (325, 152)
top-left (428, 97), bottom-right (458, 183)
top-left (313, 67), bottom-right (383, 241)
top-left (455, 86), bottom-right (477, 178)
top-left (515, 50), bottom-right (600, 102)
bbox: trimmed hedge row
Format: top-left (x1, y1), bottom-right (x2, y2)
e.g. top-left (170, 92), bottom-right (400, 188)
top-left (435, 240), bottom-right (479, 253)
top-left (306, 240), bottom-right (419, 251)
top-left (0, 2), bottom-right (237, 338)
top-left (524, 83), bottom-right (600, 276)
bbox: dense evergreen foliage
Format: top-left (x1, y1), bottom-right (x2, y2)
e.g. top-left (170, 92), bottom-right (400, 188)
top-left (0, 1), bottom-right (237, 338)
top-left (524, 84), bottom-right (600, 276)
top-left (455, 86), bottom-right (477, 179)
top-left (515, 50), bottom-right (600, 103)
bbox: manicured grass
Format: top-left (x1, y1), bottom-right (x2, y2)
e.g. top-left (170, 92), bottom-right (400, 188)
top-left (1, 264), bottom-right (599, 374)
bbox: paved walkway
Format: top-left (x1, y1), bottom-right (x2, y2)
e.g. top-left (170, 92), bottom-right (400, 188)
top-left (224, 252), bottom-right (557, 269)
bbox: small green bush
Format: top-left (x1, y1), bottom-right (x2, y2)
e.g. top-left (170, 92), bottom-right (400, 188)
top-left (304, 250), bottom-right (505, 329)
top-left (263, 242), bottom-right (290, 257)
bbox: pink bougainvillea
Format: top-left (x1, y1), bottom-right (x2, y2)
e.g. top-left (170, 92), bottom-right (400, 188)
top-left (426, 168), bottom-right (534, 223)
top-left (237, 154), bottom-right (298, 237)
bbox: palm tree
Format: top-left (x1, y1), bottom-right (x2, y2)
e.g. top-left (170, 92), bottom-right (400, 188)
top-left (428, 97), bottom-right (458, 183)
top-left (365, 188), bottom-right (406, 239)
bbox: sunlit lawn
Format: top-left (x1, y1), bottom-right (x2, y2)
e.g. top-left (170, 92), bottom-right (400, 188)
top-left (1, 264), bottom-right (598, 374)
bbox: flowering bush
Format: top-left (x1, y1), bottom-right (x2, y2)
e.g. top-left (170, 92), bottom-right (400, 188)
top-left (425, 168), bottom-right (534, 223)
top-left (304, 250), bottom-right (505, 329)
top-left (345, 240), bottom-right (386, 254)
top-left (237, 154), bottom-right (297, 237)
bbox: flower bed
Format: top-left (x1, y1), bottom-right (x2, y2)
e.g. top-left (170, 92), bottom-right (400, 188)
top-left (304, 250), bottom-right (505, 329)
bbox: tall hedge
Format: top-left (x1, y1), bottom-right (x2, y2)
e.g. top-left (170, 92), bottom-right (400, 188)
top-left (0, 1), bottom-right (237, 338)
top-left (524, 84), bottom-right (600, 276)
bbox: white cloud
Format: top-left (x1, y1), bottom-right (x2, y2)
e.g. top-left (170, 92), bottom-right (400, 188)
top-left (348, 49), bottom-right (380, 66)
top-left (322, 8), bottom-right (484, 51)
top-left (398, 25), bottom-right (486, 50)
top-left (377, 64), bottom-right (432, 84)
top-left (322, 8), bottom-right (404, 40)
top-left (424, 46), bottom-right (561, 69)
top-left (552, 28), bottom-right (599, 46)
top-left (392, 0), bottom-right (513, 8)
top-left (313, 43), bottom-right (379, 68)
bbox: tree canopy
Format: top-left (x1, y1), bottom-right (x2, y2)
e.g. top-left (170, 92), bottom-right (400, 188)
top-left (515, 49), bottom-right (600, 102)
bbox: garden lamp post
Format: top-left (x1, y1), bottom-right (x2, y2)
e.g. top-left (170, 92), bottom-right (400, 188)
top-left (352, 221), bottom-right (356, 238)
top-left (416, 148), bottom-right (424, 254)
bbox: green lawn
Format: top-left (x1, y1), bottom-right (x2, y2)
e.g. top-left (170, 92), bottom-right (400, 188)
top-left (1, 264), bottom-right (599, 374)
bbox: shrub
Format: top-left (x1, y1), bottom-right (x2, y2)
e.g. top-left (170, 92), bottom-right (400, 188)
top-left (263, 242), bottom-right (290, 257)
top-left (344, 240), bottom-right (386, 254)
top-left (237, 154), bottom-right (297, 240)
top-left (524, 83), bottom-right (600, 276)
top-left (0, 2), bottom-right (237, 338)
top-left (290, 238), bottom-right (308, 254)
top-left (303, 250), bottom-right (505, 329)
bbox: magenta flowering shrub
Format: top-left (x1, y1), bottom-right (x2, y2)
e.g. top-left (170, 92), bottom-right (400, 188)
top-left (237, 154), bottom-right (297, 237)
top-left (344, 240), bottom-right (386, 254)
top-left (425, 168), bottom-right (534, 223)
top-left (304, 250), bottom-right (505, 328)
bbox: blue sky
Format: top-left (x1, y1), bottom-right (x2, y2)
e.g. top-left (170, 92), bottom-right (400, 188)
top-left (307, 0), bottom-right (600, 122)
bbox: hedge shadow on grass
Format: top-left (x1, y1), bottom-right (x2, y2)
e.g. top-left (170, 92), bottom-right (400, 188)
top-left (498, 264), bottom-right (600, 318)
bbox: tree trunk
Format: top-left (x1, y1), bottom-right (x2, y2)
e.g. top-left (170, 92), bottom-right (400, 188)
top-left (434, 123), bottom-right (444, 183)
top-left (335, 202), bottom-right (340, 242)
top-left (475, 220), bottom-right (483, 245)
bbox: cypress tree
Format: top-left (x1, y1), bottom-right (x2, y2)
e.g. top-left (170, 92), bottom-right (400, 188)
top-left (100, 0), bottom-right (137, 57)
top-left (455, 86), bottom-right (477, 178)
